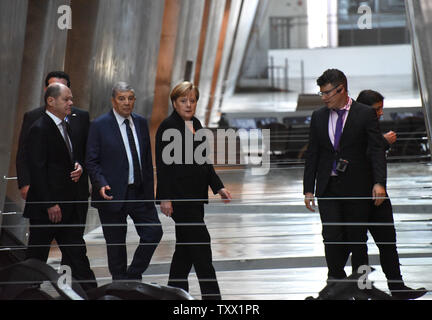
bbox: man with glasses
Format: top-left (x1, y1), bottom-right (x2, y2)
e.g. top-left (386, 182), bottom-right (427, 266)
top-left (303, 69), bottom-right (387, 290)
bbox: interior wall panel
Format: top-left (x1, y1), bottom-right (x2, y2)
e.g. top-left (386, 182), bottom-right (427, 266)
top-left (194, 0), bottom-right (227, 123)
top-left (64, 0), bottom-right (100, 113)
top-left (7, 0), bottom-right (70, 207)
top-left (87, 0), bottom-right (165, 120)
top-left (0, 0), bottom-right (28, 238)
top-left (4, 0), bottom-right (69, 245)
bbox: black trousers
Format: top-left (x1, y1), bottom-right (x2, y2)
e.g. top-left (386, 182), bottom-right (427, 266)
top-left (73, 200), bottom-right (89, 238)
top-left (367, 197), bottom-right (403, 289)
top-left (98, 185), bottom-right (163, 281)
top-left (168, 203), bottom-right (221, 300)
top-left (318, 176), bottom-right (370, 279)
top-left (61, 201), bottom-right (88, 267)
top-left (26, 205), bottom-right (97, 291)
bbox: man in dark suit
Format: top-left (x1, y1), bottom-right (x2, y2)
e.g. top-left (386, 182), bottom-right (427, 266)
top-left (24, 83), bottom-right (97, 291)
top-left (16, 71), bottom-right (90, 238)
top-left (303, 69), bottom-right (387, 282)
top-left (86, 81), bottom-right (163, 281)
top-left (356, 90), bottom-right (427, 299)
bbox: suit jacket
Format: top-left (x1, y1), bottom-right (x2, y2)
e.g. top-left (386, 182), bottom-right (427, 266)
top-left (155, 110), bottom-right (224, 205)
top-left (23, 113), bottom-right (81, 220)
top-left (16, 106), bottom-right (90, 200)
top-left (303, 100), bottom-right (386, 198)
top-left (381, 134), bottom-right (391, 151)
top-left (86, 110), bottom-right (155, 212)
top-left (366, 126), bottom-right (391, 189)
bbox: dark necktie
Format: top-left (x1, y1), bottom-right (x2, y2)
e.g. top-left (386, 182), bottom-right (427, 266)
top-left (61, 120), bottom-right (74, 162)
top-left (333, 109), bottom-right (346, 150)
top-left (124, 118), bottom-right (142, 187)
top-left (332, 109), bottom-right (346, 173)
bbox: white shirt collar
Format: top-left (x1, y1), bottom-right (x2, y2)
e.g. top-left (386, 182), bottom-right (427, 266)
top-left (332, 97), bottom-right (352, 113)
top-left (45, 110), bottom-right (64, 126)
top-left (113, 108), bottom-right (134, 127)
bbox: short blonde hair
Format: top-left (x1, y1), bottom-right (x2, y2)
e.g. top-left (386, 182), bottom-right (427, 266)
top-left (170, 81), bottom-right (199, 104)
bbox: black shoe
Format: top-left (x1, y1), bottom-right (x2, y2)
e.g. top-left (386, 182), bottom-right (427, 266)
top-left (314, 278), bottom-right (344, 300)
top-left (126, 274), bottom-right (142, 282)
top-left (391, 286), bottom-right (428, 300)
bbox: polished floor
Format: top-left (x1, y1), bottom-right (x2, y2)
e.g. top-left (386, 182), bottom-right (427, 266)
top-left (41, 77), bottom-right (432, 300)
top-left (42, 161), bottom-right (432, 300)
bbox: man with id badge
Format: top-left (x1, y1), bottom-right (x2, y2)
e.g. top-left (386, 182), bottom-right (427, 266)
top-left (303, 69), bottom-right (387, 285)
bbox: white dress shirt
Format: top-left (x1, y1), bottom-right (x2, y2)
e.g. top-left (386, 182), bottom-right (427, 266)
top-left (328, 97), bottom-right (352, 147)
top-left (112, 109), bottom-right (142, 185)
top-left (328, 97), bottom-right (352, 176)
top-left (46, 110), bottom-right (73, 154)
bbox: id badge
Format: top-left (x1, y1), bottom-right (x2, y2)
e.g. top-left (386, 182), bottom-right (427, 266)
top-left (336, 158), bottom-right (349, 173)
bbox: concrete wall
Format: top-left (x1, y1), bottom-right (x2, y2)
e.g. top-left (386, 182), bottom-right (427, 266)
top-left (240, 0), bottom-right (308, 80)
top-left (194, 0), bottom-right (227, 122)
top-left (269, 44), bottom-right (413, 79)
top-left (0, 0), bottom-right (28, 238)
top-left (224, 0), bottom-right (260, 97)
top-left (151, 0), bottom-right (205, 135)
top-left (4, 0), bottom-right (69, 244)
top-left (268, 0), bottom-right (309, 48)
top-left (170, 0), bottom-right (206, 89)
top-left (406, 0), bottom-right (432, 157)
top-left (8, 0), bottom-right (70, 209)
top-left (87, 0), bottom-right (165, 120)
top-left (208, 0), bottom-right (244, 127)
top-left (64, 0), bottom-right (100, 113)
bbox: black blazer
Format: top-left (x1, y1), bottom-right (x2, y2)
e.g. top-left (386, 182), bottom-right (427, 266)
top-left (155, 110), bottom-right (224, 206)
top-left (86, 110), bottom-right (156, 212)
top-left (16, 106), bottom-right (90, 200)
top-left (23, 113), bottom-right (81, 220)
top-left (303, 100), bottom-right (386, 197)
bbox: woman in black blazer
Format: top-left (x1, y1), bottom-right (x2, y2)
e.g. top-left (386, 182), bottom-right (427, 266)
top-left (155, 81), bottom-right (231, 300)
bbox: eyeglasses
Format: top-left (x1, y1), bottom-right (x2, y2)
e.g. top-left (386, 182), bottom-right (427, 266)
top-left (318, 85), bottom-right (341, 97)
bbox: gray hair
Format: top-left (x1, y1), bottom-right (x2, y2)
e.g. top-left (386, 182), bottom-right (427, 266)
top-left (112, 81), bottom-right (135, 98)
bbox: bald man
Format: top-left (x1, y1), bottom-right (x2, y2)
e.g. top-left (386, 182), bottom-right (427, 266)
top-left (23, 83), bottom-right (97, 291)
